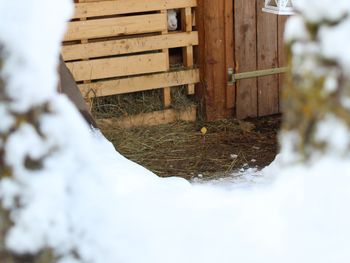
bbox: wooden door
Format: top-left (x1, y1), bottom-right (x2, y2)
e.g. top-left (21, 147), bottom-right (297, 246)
top-left (197, 0), bottom-right (288, 121)
top-left (234, 0), bottom-right (288, 119)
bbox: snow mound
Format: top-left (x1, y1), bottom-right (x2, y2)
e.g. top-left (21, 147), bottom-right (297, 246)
top-left (1, 1), bottom-right (350, 263)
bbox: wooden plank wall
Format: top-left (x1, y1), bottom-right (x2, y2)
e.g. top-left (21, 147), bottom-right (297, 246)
top-left (196, 0), bottom-right (234, 120)
top-left (64, 0), bottom-right (288, 121)
top-left (62, 0), bottom-right (199, 108)
top-left (234, 0), bottom-right (258, 119)
top-left (197, 0), bottom-right (288, 121)
top-left (234, 0), bottom-right (288, 119)
top-left (256, 0), bottom-right (279, 117)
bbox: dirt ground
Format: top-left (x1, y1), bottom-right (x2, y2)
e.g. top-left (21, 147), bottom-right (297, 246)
top-left (98, 114), bottom-right (282, 180)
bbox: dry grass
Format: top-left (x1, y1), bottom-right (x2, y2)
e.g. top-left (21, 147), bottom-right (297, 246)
top-left (91, 86), bottom-right (195, 119)
top-left (91, 85), bottom-right (280, 179)
top-left (97, 117), bottom-right (280, 179)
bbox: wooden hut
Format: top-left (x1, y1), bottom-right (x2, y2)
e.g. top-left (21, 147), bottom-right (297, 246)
top-left (62, 0), bottom-right (289, 122)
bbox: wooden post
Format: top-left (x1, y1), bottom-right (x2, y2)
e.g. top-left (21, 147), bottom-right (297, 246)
top-left (225, 0), bottom-right (235, 110)
top-left (77, 0), bottom-right (93, 111)
top-left (161, 10), bottom-right (171, 108)
top-left (181, 7), bottom-right (195, 95)
top-left (197, 0), bottom-right (233, 121)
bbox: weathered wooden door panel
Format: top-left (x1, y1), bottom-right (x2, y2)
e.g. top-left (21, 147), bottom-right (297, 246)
top-left (233, 0), bottom-right (288, 119)
top-left (234, 0), bottom-right (258, 119)
top-left (197, 0), bottom-right (288, 120)
top-left (257, 0), bottom-right (279, 116)
top-left (225, 0), bottom-right (235, 110)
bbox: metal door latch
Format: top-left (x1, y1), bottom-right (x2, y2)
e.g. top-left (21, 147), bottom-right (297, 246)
top-left (227, 67), bottom-right (289, 85)
top-left (227, 68), bottom-right (235, 85)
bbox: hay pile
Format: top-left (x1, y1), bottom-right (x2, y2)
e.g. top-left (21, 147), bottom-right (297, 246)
top-left (91, 86), bottom-right (194, 119)
top-left (90, 85), bottom-right (280, 179)
top-left (97, 117), bottom-right (280, 179)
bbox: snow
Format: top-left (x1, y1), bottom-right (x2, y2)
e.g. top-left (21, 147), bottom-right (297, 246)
top-left (1, 0), bottom-right (350, 263)
top-left (293, 0), bottom-right (350, 23)
top-left (283, 0), bottom-right (350, 162)
top-left (0, 104), bottom-right (14, 133)
top-left (192, 168), bottom-right (267, 191)
top-left (286, 0), bottom-right (350, 73)
top-left (0, 0), bottom-right (73, 112)
top-left (284, 16), bottom-right (309, 43)
top-left (314, 115), bottom-right (350, 155)
top-left (319, 19), bottom-right (350, 72)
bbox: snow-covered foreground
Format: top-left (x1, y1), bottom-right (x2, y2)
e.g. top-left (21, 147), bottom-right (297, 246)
top-left (5, 128), bottom-right (350, 263)
top-left (60, 138), bottom-right (350, 263)
top-left (1, 0), bottom-right (350, 263)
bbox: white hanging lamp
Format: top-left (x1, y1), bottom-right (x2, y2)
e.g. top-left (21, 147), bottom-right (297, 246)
top-left (262, 0), bottom-right (294, 15)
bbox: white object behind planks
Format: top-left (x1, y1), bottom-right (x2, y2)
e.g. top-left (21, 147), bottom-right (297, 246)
top-left (167, 9), bottom-right (178, 31)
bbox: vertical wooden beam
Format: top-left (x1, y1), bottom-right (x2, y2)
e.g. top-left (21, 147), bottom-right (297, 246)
top-left (181, 7), bottom-right (195, 95)
top-left (197, 0), bottom-right (232, 121)
top-left (161, 10), bottom-right (171, 108)
top-left (225, 0), bottom-right (235, 110)
top-left (278, 15), bottom-right (288, 112)
top-left (257, 1), bottom-right (279, 116)
top-left (77, 0), bottom-right (93, 110)
top-left (234, 0), bottom-right (258, 119)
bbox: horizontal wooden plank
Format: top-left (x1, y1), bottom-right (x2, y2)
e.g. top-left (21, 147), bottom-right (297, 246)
top-left (62, 31), bottom-right (198, 61)
top-left (73, 0), bottom-right (197, 19)
top-left (64, 13), bottom-right (166, 41)
top-left (78, 68), bottom-right (199, 97)
top-left (98, 106), bottom-right (197, 129)
top-left (66, 52), bottom-right (168, 81)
